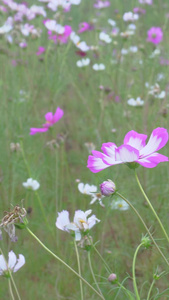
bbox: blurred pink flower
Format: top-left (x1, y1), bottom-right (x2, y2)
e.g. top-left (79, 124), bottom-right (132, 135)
top-left (147, 27), bottom-right (163, 44)
top-left (48, 25), bottom-right (72, 44)
top-left (94, 0), bottom-right (110, 8)
top-left (30, 107), bottom-right (64, 135)
top-left (36, 46), bottom-right (45, 55)
top-left (78, 22), bottom-right (93, 33)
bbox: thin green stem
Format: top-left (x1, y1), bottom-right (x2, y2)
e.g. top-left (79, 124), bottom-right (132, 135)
top-left (8, 279), bottom-right (15, 300)
top-left (117, 283), bottom-right (135, 300)
top-left (135, 171), bottom-right (169, 244)
top-left (132, 243), bottom-right (143, 300)
top-left (74, 240), bottom-right (84, 300)
top-left (116, 192), bottom-right (169, 267)
top-left (91, 241), bottom-right (111, 274)
top-left (147, 279), bottom-right (155, 300)
top-left (27, 227), bottom-right (105, 299)
top-left (10, 272), bottom-right (21, 300)
top-left (20, 141), bottom-right (53, 235)
top-left (88, 251), bottom-right (105, 300)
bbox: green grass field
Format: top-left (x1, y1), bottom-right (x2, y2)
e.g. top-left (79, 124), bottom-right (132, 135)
top-left (0, 0), bottom-right (169, 299)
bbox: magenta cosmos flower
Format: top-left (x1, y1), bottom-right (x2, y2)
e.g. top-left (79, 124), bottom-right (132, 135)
top-left (87, 128), bottom-right (168, 172)
top-left (147, 27), bottom-right (163, 44)
top-left (30, 107), bottom-right (64, 135)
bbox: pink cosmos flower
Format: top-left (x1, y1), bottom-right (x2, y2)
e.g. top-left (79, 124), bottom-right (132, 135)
top-left (36, 46), bottom-right (45, 55)
top-left (48, 25), bottom-right (72, 44)
top-left (147, 27), bottom-right (163, 45)
top-left (94, 1), bottom-right (110, 9)
top-left (30, 107), bottom-right (64, 135)
top-left (78, 22), bottom-right (93, 33)
top-left (87, 128), bottom-right (168, 172)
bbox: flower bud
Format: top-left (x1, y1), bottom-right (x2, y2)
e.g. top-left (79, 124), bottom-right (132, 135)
top-left (100, 180), bottom-right (116, 196)
top-left (108, 273), bottom-right (117, 283)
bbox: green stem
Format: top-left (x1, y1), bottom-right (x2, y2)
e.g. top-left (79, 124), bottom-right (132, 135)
top-left (117, 283), bottom-right (135, 300)
top-left (91, 241), bottom-right (111, 274)
top-left (8, 279), bottom-right (15, 300)
top-left (74, 240), bottom-right (84, 300)
top-left (26, 227), bottom-right (105, 299)
top-left (20, 141), bottom-right (53, 235)
top-left (135, 171), bottom-right (169, 244)
top-left (10, 272), bottom-right (21, 300)
top-left (147, 279), bottom-right (155, 300)
top-left (116, 192), bottom-right (169, 267)
top-left (88, 251), bottom-right (105, 299)
top-left (132, 243), bottom-right (143, 300)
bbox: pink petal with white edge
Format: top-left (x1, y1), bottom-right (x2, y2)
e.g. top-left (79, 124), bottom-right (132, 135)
top-left (101, 142), bottom-right (117, 157)
top-left (115, 145), bottom-right (139, 162)
top-left (87, 151), bottom-right (110, 173)
top-left (137, 153), bottom-right (168, 168)
top-left (140, 128), bottom-right (169, 157)
top-left (13, 254), bottom-right (25, 272)
top-left (124, 130), bottom-right (147, 150)
top-left (53, 107), bottom-right (64, 123)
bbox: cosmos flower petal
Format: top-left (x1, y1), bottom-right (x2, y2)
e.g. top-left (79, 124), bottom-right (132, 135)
top-left (13, 254), bottom-right (25, 272)
top-left (115, 145), bottom-right (139, 162)
top-left (88, 215), bottom-right (100, 229)
top-left (87, 152), bottom-right (111, 173)
top-left (0, 255), bottom-right (7, 274)
top-left (137, 153), bottom-right (168, 168)
top-left (56, 210), bottom-right (70, 231)
top-left (8, 251), bottom-right (17, 270)
top-left (101, 142), bottom-right (117, 156)
top-left (45, 112), bottom-right (53, 122)
top-left (53, 107), bottom-right (64, 123)
top-left (75, 231), bottom-right (81, 241)
top-left (30, 127), bottom-right (48, 135)
top-left (124, 130), bottom-right (147, 150)
top-left (140, 128), bottom-right (169, 157)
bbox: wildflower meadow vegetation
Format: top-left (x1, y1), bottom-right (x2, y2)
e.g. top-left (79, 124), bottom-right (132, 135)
top-left (1, 0), bottom-right (169, 299)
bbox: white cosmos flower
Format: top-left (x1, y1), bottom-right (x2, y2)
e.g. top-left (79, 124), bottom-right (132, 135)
top-left (56, 209), bottom-right (100, 241)
top-left (123, 12), bottom-right (139, 22)
top-left (129, 46), bottom-right (138, 53)
top-left (70, 32), bottom-right (89, 51)
top-left (128, 23), bottom-right (136, 31)
top-left (0, 251), bottom-right (25, 276)
top-left (147, 83), bottom-right (166, 99)
top-left (127, 97), bottom-right (144, 106)
top-left (78, 183), bottom-right (105, 207)
top-left (99, 32), bottom-right (112, 43)
top-left (93, 63), bottom-right (105, 71)
top-left (22, 178), bottom-right (40, 191)
top-left (76, 58), bottom-right (90, 67)
top-left (108, 19), bottom-right (116, 27)
top-left (121, 48), bottom-right (128, 55)
top-left (110, 199), bottom-right (129, 211)
top-left (78, 183), bottom-right (97, 194)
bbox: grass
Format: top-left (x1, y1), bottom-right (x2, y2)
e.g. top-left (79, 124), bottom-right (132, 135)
top-left (0, 0), bottom-right (169, 299)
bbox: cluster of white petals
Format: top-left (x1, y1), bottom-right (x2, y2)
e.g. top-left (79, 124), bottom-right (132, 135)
top-left (0, 251), bottom-right (25, 276)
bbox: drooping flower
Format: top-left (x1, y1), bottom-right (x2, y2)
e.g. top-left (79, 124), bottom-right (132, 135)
top-left (147, 27), bottom-right (163, 45)
top-left (22, 178), bottom-right (40, 190)
top-left (87, 128), bottom-right (169, 172)
top-left (0, 251), bottom-right (25, 277)
top-left (78, 182), bottom-right (105, 206)
top-left (56, 209), bottom-right (100, 241)
top-left (30, 107), bottom-right (64, 135)
top-left (100, 180), bottom-right (116, 196)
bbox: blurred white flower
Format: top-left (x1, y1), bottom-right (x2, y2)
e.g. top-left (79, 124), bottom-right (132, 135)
top-left (147, 83), bottom-right (166, 99)
top-left (110, 199), bottom-right (129, 211)
top-left (56, 209), bottom-right (100, 241)
top-left (121, 48), bottom-right (128, 55)
top-left (149, 48), bottom-right (161, 58)
top-left (93, 63), bottom-right (105, 70)
top-left (128, 23), bottom-right (136, 31)
top-left (123, 12), bottom-right (139, 22)
top-left (129, 46), bottom-right (138, 53)
top-left (156, 73), bottom-right (165, 81)
top-left (108, 19), bottom-right (116, 26)
top-left (22, 178), bottom-right (40, 191)
top-left (76, 58), bottom-right (90, 67)
top-left (0, 251), bottom-right (25, 277)
top-left (99, 32), bottom-right (112, 43)
top-left (127, 97), bottom-right (144, 106)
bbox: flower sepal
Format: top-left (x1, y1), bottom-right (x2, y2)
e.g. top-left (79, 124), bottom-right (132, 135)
top-left (125, 162), bottom-right (140, 170)
top-left (15, 217), bottom-right (28, 230)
